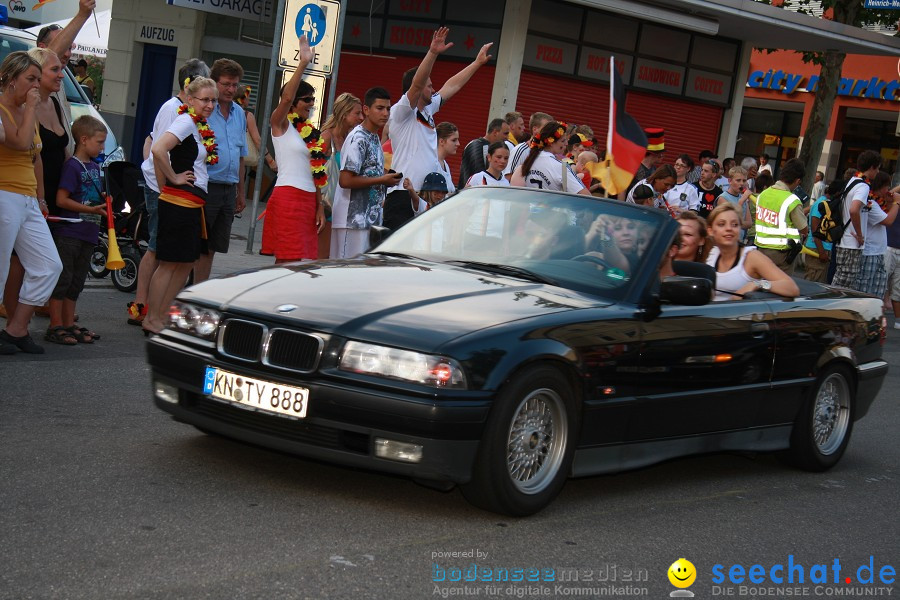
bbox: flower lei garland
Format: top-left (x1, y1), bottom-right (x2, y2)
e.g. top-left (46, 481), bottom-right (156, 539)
top-left (529, 121), bottom-right (568, 150)
top-left (287, 113), bottom-right (328, 188)
top-left (177, 104), bottom-right (218, 166)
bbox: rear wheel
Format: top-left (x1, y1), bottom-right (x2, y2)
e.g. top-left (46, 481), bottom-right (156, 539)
top-left (111, 250), bottom-right (139, 292)
top-left (89, 243), bottom-right (109, 279)
top-left (461, 365), bottom-right (579, 516)
top-left (786, 364), bottom-right (855, 471)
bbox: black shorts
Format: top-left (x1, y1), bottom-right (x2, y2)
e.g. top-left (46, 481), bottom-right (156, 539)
top-left (51, 236), bottom-right (94, 301)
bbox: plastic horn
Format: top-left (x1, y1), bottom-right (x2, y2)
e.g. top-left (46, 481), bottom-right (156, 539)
top-left (800, 244), bottom-right (821, 258)
top-left (104, 193), bottom-right (125, 270)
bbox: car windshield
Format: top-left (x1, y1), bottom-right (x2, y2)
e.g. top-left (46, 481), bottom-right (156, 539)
top-left (374, 187), bottom-right (666, 298)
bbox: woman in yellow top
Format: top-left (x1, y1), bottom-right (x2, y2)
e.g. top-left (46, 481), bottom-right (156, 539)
top-left (0, 51), bottom-right (63, 355)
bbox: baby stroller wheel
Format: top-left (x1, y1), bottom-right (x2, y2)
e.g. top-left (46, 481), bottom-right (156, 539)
top-left (111, 248), bottom-right (140, 293)
top-left (89, 242), bottom-right (109, 279)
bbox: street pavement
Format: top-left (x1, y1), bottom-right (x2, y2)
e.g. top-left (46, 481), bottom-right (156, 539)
top-left (1, 222), bottom-right (898, 599)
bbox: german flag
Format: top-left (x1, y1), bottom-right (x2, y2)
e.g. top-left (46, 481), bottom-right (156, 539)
top-left (600, 57), bottom-right (648, 196)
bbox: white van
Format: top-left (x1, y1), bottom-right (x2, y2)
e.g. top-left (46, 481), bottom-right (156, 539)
top-left (0, 24), bottom-right (125, 166)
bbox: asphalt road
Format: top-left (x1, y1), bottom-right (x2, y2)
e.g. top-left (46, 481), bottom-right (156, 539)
top-left (1, 277), bottom-right (898, 600)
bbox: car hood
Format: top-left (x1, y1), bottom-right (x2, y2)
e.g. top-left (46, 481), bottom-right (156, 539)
top-left (179, 258), bottom-right (606, 349)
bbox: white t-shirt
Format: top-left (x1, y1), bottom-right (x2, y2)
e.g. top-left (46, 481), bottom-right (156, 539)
top-left (515, 151), bottom-right (585, 193)
top-left (758, 163), bottom-right (773, 176)
top-left (664, 180), bottom-right (700, 211)
top-left (166, 113), bottom-right (209, 192)
top-left (502, 140), bottom-right (516, 175)
top-left (387, 92), bottom-right (442, 192)
top-left (437, 159), bottom-right (456, 194)
top-left (141, 97), bottom-right (182, 193)
top-left (508, 140), bottom-right (531, 176)
top-left (838, 178), bottom-right (871, 249)
top-left (466, 170), bottom-right (510, 187)
top-left (863, 202), bottom-right (889, 256)
top-left (715, 175), bottom-right (730, 188)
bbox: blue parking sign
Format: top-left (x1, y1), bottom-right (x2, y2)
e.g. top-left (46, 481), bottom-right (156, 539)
top-left (296, 3), bottom-right (328, 47)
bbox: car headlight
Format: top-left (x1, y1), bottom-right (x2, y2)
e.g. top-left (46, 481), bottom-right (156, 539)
top-left (167, 301), bottom-right (221, 340)
top-left (102, 146), bottom-right (125, 167)
top-left (339, 341), bottom-right (467, 389)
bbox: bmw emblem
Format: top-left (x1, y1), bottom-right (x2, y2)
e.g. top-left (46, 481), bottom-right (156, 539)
top-left (276, 304), bottom-right (298, 313)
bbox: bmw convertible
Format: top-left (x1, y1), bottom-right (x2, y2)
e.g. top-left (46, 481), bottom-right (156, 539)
top-left (148, 187), bottom-right (888, 516)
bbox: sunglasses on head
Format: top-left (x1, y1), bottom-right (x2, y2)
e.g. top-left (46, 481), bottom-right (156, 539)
top-left (37, 24), bottom-right (63, 45)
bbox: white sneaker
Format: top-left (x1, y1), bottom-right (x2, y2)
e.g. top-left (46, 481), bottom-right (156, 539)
top-left (894, 322), bottom-right (900, 330)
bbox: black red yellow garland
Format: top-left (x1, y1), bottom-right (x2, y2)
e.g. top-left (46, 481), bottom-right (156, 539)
top-left (177, 104), bottom-right (219, 165)
top-left (529, 121), bottom-right (568, 150)
top-left (287, 112), bottom-right (328, 188)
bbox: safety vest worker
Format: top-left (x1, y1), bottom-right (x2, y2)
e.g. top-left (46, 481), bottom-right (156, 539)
top-left (753, 158), bottom-right (809, 275)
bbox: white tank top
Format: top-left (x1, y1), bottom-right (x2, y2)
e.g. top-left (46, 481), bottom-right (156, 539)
top-left (706, 246), bottom-right (756, 301)
top-left (271, 122), bottom-right (316, 192)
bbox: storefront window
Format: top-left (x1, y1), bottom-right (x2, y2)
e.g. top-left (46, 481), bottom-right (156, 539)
top-left (736, 107), bottom-right (802, 176)
top-left (838, 117), bottom-right (898, 177)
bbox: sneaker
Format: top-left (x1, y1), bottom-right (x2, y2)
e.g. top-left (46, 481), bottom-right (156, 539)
top-left (0, 339), bottom-right (16, 355)
top-left (127, 302), bottom-right (147, 326)
top-left (894, 322), bottom-right (900, 330)
top-left (0, 330), bottom-right (45, 354)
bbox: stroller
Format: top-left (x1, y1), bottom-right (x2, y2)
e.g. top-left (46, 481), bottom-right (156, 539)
top-left (88, 162), bottom-right (148, 292)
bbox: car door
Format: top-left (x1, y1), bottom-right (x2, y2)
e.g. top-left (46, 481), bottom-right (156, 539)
top-left (627, 298), bottom-right (776, 441)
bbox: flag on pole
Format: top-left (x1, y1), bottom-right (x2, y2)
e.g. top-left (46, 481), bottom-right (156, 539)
top-left (599, 56), bottom-right (648, 196)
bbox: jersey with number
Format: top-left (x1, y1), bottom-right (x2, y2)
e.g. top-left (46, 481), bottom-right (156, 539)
top-left (518, 151), bottom-right (585, 192)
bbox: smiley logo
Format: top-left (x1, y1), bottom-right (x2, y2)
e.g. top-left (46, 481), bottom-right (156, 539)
top-left (668, 558), bottom-right (696, 588)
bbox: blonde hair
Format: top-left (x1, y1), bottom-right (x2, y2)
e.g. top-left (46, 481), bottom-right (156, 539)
top-left (706, 202), bottom-right (739, 231)
top-left (27, 47), bottom-right (59, 68)
top-left (677, 211), bottom-right (711, 262)
top-left (577, 151), bottom-right (598, 165)
top-left (728, 166), bottom-right (748, 180)
top-left (322, 92), bottom-right (361, 132)
top-left (0, 51), bottom-right (42, 92)
top-left (186, 76), bottom-right (216, 98)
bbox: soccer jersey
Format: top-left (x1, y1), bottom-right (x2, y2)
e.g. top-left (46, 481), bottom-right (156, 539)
top-left (466, 170), bottom-right (510, 187)
top-left (663, 180), bottom-right (700, 212)
top-left (387, 92), bottom-right (442, 193)
top-left (517, 151), bottom-right (585, 193)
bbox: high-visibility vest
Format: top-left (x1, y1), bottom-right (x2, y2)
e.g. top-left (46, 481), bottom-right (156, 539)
top-left (754, 187), bottom-right (802, 250)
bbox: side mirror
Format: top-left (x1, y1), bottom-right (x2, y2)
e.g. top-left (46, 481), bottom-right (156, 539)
top-left (660, 276), bottom-right (712, 306)
top-left (369, 225), bottom-right (392, 249)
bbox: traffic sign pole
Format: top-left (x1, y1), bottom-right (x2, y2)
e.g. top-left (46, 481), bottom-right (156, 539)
top-left (325, 0), bottom-right (348, 120)
top-left (246, 0), bottom-right (288, 254)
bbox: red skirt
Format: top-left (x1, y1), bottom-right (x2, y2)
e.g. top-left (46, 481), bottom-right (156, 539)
top-left (261, 186), bottom-right (318, 260)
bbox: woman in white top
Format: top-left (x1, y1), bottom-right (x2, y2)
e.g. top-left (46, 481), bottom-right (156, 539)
top-left (262, 35), bottom-right (327, 263)
top-left (466, 141), bottom-right (509, 188)
top-left (436, 122), bottom-right (459, 195)
top-left (705, 203), bottom-right (799, 301)
top-left (510, 121), bottom-right (589, 195)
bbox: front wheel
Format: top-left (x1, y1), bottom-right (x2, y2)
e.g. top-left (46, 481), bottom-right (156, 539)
top-left (786, 364), bottom-right (855, 471)
top-left (111, 250), bottom-right (140, 293)
top-left (89, 242), bottom-right (109, 279)
top-left (461, 365), bottom-right (579, 516)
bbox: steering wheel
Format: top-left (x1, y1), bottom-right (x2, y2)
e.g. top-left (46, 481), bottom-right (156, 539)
top-left (572, 254), bottom-right (615, 271)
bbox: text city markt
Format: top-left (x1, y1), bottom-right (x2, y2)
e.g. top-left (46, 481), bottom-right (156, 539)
top-left (748, 69), bottom-right (900, 101)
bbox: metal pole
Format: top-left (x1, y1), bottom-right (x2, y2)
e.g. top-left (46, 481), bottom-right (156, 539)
top-left (245, 0), bottom-right (287, 254)
top-left (324, 0), bottom-right (347, 120)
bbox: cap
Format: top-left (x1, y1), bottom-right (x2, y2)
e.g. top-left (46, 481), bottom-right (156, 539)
top-left (644, 128), bottom-right (665, 152)
top-left (570, 133), bottom-right (593, 147)
top-left (421, 172), bottom-right (448, 193)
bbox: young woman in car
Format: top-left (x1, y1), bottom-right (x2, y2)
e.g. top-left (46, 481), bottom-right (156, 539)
top-left (675, 211), bottom-right (711, 263)
top-left (705, 203), bottom-right (799, 301)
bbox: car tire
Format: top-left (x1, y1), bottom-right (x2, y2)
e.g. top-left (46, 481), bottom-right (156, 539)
top-left (111, 250), bottom-right (140, 293)
top-left (89, 243), bottom-right (109, 279)
top-left (460, 365), bottom-right (580, 516)
top-left (786, 363), bottom-right (855, 472)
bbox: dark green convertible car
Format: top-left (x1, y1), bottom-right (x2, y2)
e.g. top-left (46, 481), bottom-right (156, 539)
top-left (148, 187), bottom-right (888, 516)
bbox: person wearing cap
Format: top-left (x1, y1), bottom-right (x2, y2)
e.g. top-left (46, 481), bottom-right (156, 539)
top-left (384, 172), bottom-right (448, 232)
top-left (565, 133), bottom-right (593, 165)
top-left (620, 127), bottom-right (664, 200)
top-left (457, 117), bottom-right (508, 189)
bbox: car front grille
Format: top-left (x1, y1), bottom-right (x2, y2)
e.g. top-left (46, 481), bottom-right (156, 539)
top-left (218, 318), bottom-right (323, 373)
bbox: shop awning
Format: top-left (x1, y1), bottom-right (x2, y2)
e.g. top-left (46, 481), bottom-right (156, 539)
top-left (572, 0), bottom-right (900, 56)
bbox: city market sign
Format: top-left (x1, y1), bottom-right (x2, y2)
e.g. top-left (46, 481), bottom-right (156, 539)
top-left (748, 69), bottom-right (900, 101)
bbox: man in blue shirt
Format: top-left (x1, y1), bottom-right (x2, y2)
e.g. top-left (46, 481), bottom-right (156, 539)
top-left (195, 58), bottom-right (248, 282)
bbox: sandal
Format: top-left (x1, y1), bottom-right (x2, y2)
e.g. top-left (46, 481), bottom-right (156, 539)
top-left (45, 326), bottom-right (78, 346)
top-left (66, 325), bottom-right (98, 344)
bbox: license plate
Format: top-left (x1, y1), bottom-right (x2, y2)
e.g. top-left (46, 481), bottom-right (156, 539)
top-left (203, 366), bottom-right (309, 419)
